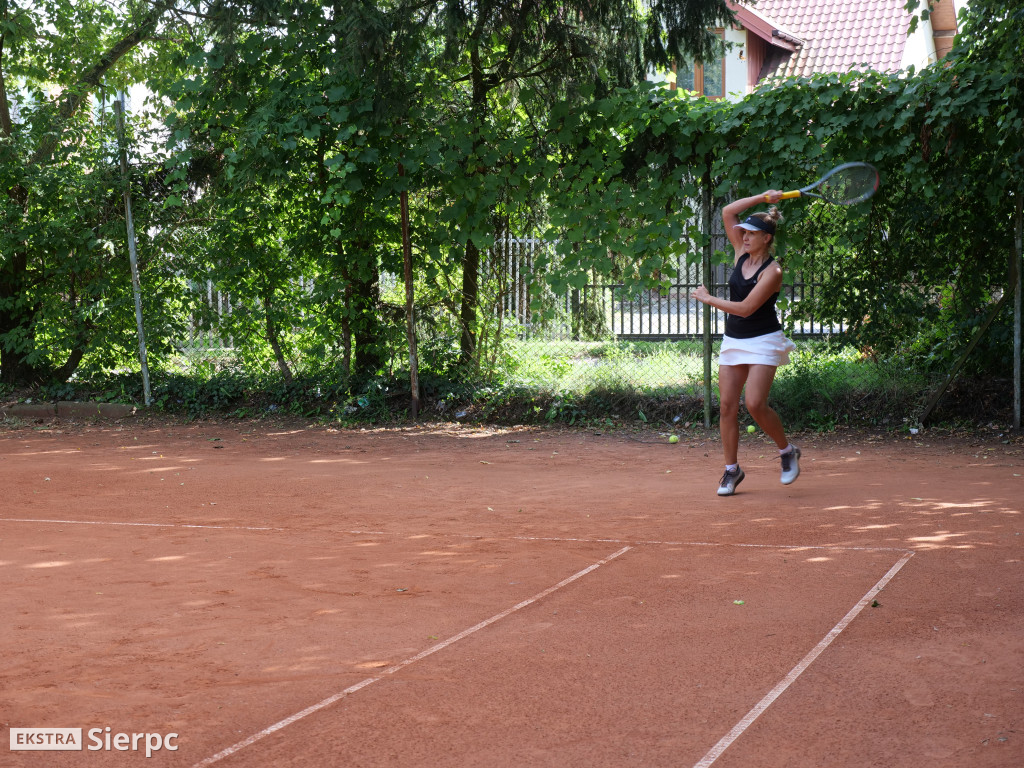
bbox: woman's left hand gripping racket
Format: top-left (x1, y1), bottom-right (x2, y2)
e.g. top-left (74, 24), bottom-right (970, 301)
top-left (770, 162), bottom-right (880, 205)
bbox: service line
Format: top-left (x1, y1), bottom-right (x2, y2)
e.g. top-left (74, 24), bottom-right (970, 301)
top-left (191, 545), bottom-right (633, 768)
top-left (692, 550), bottom-right (916, 768)
top-left (0, 517), bottom-right (281, 532)
top-left (2, 517), bottom-right (911, 555)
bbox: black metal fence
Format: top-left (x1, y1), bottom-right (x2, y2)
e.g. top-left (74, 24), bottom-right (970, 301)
top-left (491, 236), bottom-right (845, 342)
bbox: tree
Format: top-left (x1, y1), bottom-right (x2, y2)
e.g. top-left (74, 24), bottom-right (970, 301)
top-left (413, 0), bottom-right (735, 365)
top-left (0, 0), bottom-right (177, 386)
top-left (165, 0), bottom-right (736, 381)
top-left (164, 0), bottom-right (433, 380)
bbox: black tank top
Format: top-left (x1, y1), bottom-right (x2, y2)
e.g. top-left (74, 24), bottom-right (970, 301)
top-left (724, 254), bottom-right (783, 339)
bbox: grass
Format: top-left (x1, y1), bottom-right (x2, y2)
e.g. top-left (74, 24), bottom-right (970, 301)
top-left (0, 338), bottom-right (941, 431)
top-left (479, 337), bottom-right (930, 430)
top-left (504, 339), bottom-right (710, 392)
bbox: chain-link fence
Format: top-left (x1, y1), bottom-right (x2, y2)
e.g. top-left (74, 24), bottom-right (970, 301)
top-left (449, 231), bottom-right (928, 429)
top-left (166, 225), bottom-right (935, 430)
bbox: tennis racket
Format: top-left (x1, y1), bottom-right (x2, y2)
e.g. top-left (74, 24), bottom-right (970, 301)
top-left (770, 162), bottom-right (879, 205)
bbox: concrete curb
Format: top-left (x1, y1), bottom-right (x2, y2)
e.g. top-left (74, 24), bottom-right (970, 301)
top-left (1, 402), bottom-right (139, 420)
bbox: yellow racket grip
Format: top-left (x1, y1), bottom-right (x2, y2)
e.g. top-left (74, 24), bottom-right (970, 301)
top-left (778, 190), bottom-right (802, 200)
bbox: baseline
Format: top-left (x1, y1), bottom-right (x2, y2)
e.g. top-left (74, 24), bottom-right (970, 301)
top-left (0, 517), bottom-right (909, 555)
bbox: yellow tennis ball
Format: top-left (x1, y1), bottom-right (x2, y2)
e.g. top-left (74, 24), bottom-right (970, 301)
top-left (668, 435), bottom-right (679, 443)
top-left (747, 425), bottom-right (756, 433)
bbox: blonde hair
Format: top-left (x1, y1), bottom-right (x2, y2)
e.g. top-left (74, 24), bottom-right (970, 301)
top-left (750, 206), bottom-right (783, 254)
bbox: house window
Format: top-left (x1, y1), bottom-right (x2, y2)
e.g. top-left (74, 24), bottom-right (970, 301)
top-left (674, 30), bottom-right (725, 99)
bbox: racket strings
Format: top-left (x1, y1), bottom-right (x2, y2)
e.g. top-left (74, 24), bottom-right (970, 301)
top-left (818, 165), bottom-right (878, 204)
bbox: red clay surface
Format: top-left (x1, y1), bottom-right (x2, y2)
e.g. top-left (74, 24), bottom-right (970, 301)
top-left (1, 419), bottom-right (1021, 767)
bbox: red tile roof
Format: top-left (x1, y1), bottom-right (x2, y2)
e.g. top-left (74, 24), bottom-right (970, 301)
top-left (743, 0), bottom-right (913, 78)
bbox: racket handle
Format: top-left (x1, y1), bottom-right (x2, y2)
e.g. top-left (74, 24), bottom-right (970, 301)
top-left (778, 190), bottom-right (802, 200)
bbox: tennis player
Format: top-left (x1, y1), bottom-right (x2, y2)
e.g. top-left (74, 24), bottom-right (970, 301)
top-left (692, 190), bottom-right (800, 496)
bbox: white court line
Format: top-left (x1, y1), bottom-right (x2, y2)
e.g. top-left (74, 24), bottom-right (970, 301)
top-left (191, 545), bottom-right (633, 768)
top-left (1, 518), bottom-right (910, 554)
top-left (510, 535), bottom-right (911, 554)
top-left (692, 550), bottom-right (916, 768)
top-left (0, 517), bottom-right (281, 532)
top-left (344, 529), bottom-right (911, 554)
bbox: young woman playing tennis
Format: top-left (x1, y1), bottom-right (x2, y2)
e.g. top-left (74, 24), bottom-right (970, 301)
top-left (692, 190), bottom-right (800, 496)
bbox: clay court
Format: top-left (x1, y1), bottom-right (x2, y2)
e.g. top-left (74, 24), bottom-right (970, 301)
top-left (1, 419), bottom-right (1021, 767)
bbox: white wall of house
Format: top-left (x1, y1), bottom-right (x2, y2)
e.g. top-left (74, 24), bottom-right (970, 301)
top-left (901, 14), bottom-right (939, 70)
top-left (724, 26), bottom-right (748, 100)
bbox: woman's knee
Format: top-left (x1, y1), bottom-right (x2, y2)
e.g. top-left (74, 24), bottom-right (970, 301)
top-left (720, 395), bottom-right (742, 416)
top-left (745, 396), bottom-right (771, 419)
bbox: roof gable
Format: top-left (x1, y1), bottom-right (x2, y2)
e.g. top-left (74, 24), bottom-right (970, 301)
top-left (739, 0), bottom-right (914, 78)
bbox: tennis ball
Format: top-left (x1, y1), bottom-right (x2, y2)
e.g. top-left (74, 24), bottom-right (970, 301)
top-left (668, 435), bottom-right (679, 443)
top-left (747, 425), bottom-right (756, 433)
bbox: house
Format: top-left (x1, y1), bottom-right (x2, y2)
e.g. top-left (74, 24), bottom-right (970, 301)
top-left (664, 0), bottom-right (966, 101)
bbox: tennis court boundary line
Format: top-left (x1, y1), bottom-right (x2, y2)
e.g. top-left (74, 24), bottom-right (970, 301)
top-left (0, 517), bottom-right (282, 532)
top-left (692, 550), bottom-right (916, 767)
top-left (190, 545), bottom-right (633, 768)
top-left (0, 517), bottom-right (911, 554)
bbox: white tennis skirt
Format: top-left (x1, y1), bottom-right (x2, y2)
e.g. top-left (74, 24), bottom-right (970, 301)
top-left (719, 331), bottom-right (796, 367)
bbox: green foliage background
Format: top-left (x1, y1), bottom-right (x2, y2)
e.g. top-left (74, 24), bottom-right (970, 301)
top-left (1, 0), bottom-right (1021, 429)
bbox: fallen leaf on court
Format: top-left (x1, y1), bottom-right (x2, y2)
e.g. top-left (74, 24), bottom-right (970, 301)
top-left (733, 600), bottom-right (744, 605)
top-left (480, 461), bottom-right (491, 464)
top-left (871, 600), bottom-right (881, 608)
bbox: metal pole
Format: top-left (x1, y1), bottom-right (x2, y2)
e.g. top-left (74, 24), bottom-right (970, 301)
top-left (1014, 192), bottom-right (1022, 430)
top-left (701, 162), bottom-right (713, 429)
top-left (399, 163), bottom-right (420, 420)
top-left (114, 95), bottom-right (152, 406)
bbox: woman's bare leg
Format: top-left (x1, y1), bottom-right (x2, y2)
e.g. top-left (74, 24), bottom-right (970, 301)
top-left (717, 364), bottom-right (748, 465)
top-left (743, 364), bottom-right (788, 449)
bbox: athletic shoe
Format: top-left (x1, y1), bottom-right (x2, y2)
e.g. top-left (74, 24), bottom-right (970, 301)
top-left (780, 446), bottom-right (801, 485)
top-left (717, 467), bottom-right (745, 496)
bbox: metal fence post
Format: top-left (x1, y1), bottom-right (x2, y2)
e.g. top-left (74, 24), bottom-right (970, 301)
top-left (701, 161), bottom-right (714, 429)
top-left (399, 163), bottom-right (420, 420)
top-left (114, 95), bottom-right (152, 407)
top-left (1014, 192), bottom-right (1022, 430)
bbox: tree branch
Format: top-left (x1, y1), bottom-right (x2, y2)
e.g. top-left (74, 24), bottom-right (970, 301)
top-left (29, 5), bottom-right (166, 166)
top-left (0, 34), bottom-right (13, 138)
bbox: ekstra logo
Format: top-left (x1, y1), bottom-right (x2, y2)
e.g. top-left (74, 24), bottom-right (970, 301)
top-left (10, 727), bottom-right (179, 757)
top-left (9, 728), bottom-right (82, 751)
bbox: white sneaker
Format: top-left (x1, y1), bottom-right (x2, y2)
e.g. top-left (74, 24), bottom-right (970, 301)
top-left (780, 447), bottom-right (801, 485)
top-left (717, 467), bottom-right (745, 496)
